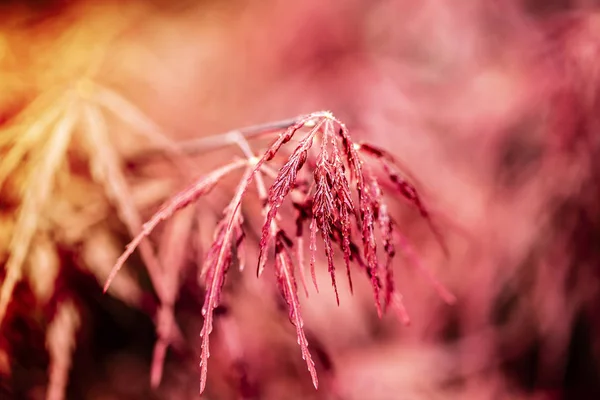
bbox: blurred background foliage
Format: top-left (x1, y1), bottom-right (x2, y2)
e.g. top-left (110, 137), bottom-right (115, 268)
top-left (1, 0), bottom-right (600, 399)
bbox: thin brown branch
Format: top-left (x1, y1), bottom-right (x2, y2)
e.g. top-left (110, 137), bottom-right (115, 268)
top-left (127, 116), bottom-right (302, 164)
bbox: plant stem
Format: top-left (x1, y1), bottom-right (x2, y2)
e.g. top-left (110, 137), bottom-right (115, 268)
top-left (183, 117), bottom-right (300, 154)
top-left (130, 117), bottom-right (301, 162)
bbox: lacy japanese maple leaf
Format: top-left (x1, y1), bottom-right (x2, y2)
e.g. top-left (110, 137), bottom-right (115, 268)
top-left (104, 111), bottom-right (453, 394)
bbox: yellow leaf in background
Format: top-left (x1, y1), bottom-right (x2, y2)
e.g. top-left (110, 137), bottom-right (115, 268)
top-left (45, 300), bottom-right (80, 400)
top-left (0, 102), bottom-right (77, 327)
top-left (82, 227), bottom-right (143, 309)
top-left (26, 235), bottom-right (59, 305)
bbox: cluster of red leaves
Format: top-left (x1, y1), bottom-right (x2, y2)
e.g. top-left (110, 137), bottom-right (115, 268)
top-left (104, 111), bottom-right (452, 394)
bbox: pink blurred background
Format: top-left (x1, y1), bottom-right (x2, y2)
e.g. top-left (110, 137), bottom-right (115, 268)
top-left (1, 1), bottom-right (600, 399)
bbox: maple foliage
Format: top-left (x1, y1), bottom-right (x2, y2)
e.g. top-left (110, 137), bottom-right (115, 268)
top-left (3, 2), bottom-right (600, 399)
top-left (104, 111), bottom-right (453, 393)
top-left (0, 78), bottom-right (190, 399)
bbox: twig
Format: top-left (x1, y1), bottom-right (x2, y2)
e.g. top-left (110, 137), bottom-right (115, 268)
top-left (183, 117), bottom-right (300, 154)
top-left (128, 117), bottom-right (302, 162)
